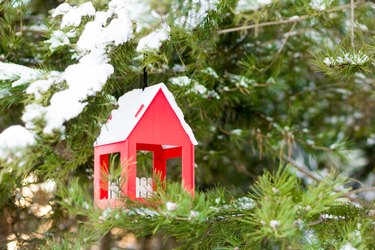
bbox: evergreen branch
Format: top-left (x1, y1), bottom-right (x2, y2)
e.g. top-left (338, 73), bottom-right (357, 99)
top-left (217, 1), bottom-right (367, 34)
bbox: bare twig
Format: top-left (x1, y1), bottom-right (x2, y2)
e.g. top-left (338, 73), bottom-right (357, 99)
top-left (277, 22), bottom-right (297, 55)
top-left (280, 155), bottom-right (321, 182)
top-left (350, 0), bottom-right (355, 48)
top-left (347, 186), bottom-right (375, 195)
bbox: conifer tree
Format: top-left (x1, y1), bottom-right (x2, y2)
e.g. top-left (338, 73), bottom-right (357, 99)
top-left (0, 0), bottom-right (374, 249)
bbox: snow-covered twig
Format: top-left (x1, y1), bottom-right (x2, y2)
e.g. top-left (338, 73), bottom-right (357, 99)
top-left (217, 1), bottom-right (366, 34)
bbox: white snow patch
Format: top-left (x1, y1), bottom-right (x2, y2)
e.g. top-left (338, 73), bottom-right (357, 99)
top-left (234, 197), bottom-right (255, 210)
top-left (269, 220), bottom-right (280, 230)
top-left (0, 125), bottom-right (35, 159)
top-left (64, 62), bottom-right (114, 100)
top-left (0, 62), bottom-right (41, 87)
top-left (201, 67), bottom-right (219, 78)
top-left (104, 17), bottom-right (134, 46)
top-left (188, 82), bottom-right (207, 95)
top-left (231, 129), bottom-right (242, 136)
top-left (77, 16), bottom-right (133, 52)
top-left (136, 23), bottom-right (170, 52)
top-left (43, 90), bottom-right (88, 134)
top-left (55, 2), bottom-right (96, 28)
top-left (0, 88), bottom-right (10, 98)
top-left (45, 30), bottom-right (70, 51)
top-left (26, 71), bottom-right (63, 100)
top-left (229, 74), bottom-right (256, 88)
top-left (51, 3), bottom-right (72, 18)
top-left (340, 243), bottom-right (357, 250)
top-left (166, 201), bottom-right (177, 211)
top-left (309, 0), bottom-right (332, 11)
top-left (170, 76), bottom-right (192, 87)
top-left (324, 51), bottom-right (370, 67)
top-left (174, 0), bottom-right (220, 29)
top-left (170, 76), bottom-right (219, 99)
top-left (189, 210), bottom-right (199, 218)
top-left (235, 0), bottom-right (272, 13)
top-left (22, 104), bottom-right (46, 129)
top-left (109, 0), bottom-right (158, 32)
top-left (42, 61), bottom-right (114, 134)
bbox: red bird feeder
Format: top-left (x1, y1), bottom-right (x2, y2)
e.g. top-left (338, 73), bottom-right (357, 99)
top-left (94, 83), bottom-right (197, 209)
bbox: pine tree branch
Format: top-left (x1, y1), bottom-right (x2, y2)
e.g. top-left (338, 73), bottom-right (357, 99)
top-left (217, 1), bottom-right (367, 34)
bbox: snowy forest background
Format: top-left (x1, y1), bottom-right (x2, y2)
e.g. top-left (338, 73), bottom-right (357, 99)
top-left (0, 0), bottom-right (375, 249)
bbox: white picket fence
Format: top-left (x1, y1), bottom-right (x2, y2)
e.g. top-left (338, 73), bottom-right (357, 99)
top-left (108, 181), bottom-right (120, 199)
top-left (136, 177), bottom-right (153, 198)
top-left (107, 177), bottom-right (153, 199)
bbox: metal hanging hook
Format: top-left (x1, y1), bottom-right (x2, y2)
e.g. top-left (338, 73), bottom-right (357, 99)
top-left (143, 66), bottom-right (148, 90)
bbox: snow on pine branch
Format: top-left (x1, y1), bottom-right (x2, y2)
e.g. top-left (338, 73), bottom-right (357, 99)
top-left (170, 76), bottom-right (220, 99)
top-left (136, 23), bottom-right (171, 53)
top-left (323, 51), bottom-right (370, 67)
top-left (235, 0), bottom-right (272, 13)
top-left (0, 0), bottom-right (220, 158)
top-left (0, 62), bottom-right (41, 87)
top-left (0, 125), bottom-right (35, 160)
top-left (51, 2), bottom-right (95, 28)
top-left (173, 0), bottom-right (220, 29)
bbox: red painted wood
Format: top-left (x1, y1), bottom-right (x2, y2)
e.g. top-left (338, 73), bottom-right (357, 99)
top-left (163, 146), bottom-right (182, 159)
top-left (136, 143), bottom-right (162, 152)
top-left (94, 88), bottom-right (195, 209)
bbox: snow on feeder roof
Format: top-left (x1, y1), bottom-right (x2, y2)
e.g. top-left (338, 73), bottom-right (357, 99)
top-left (95, 82), bottom-right (198, 146)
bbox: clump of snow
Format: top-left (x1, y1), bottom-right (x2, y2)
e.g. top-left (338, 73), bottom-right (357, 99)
top-left (76, 17), bottom-right (133, 52)
top-left (43, 92), bottom-right (86, 134)
top-left (129, 207), bottom-right (159, 217)
top-left (189, 210), bottom-right (199, 218)
top-left (51, 3), bottom-right (72, 17)
top-left (170, 76), bottom-right (219, 99)
top-left (172, 64), bottom-right (187, 72)
top-left (231, 129), bottom-right (243, 136)
top-left (38, 57), bottom-right (114, 134)
top-left (0, 62), bottom-right (41, 87)
top-left (323, 51), bottom-right (370, 67)
top-left (174, 0), bottom-right (220, 29)
top-left (234, 197), bottom-right (255, 210)
top-left (0, 88), bottom-right (10, 98)
top-left (45, 31), bottom-right (70, 51)
top-left (340, 243), bottom-right (357, 250)
top-left (104, 18), bottom-right (134, 46)
top-left (22, 104), bottom-right (46, 129)
top-left (269, 220), bottom-right (280, 230)
top-left (52, 2), bottom-right (96, 28)
top-left (367, 134), bottom-right (375, 146)
top-left (309, 0), bottom-right (332, 11)
top-left (26, 71), bottom-right (63, 100)
top-left (0, 125), bottom-right (36, 159)
top-left (201, 67), bottom-right (219, 78)
top-left (187, 82), bottom-right (207, 95)
top-left (235, 0), bottom-right (272, 13)
top-left (109, 0), bottom-right (158, 32)
top-left (170, 76), bottom-right (192, 87)
top-left (63, 62), bottom-right (114, 100)
top-left (136, 23), bottom-right (170, 52)
top-left (228, 74), bottom-right (256, 88)
top-left (166, 201), bottom-right (177, 211)
top-left (40, 179), bottom-right (56, 193)
top-left (320, 214), bottom-right (346, 220)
